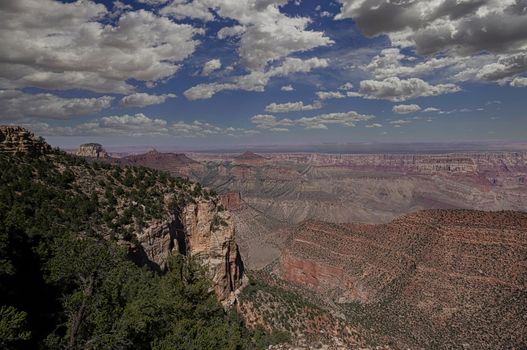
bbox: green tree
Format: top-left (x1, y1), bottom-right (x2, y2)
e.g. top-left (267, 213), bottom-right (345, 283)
top-left (0, 306), bottom-right (31, 349)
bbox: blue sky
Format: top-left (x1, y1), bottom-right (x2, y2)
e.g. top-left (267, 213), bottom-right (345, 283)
top-left (0, 0), bottom-right (526, 149)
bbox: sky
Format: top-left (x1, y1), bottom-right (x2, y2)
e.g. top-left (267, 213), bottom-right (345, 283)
top-left (0, 0), bottom-right (526, 149)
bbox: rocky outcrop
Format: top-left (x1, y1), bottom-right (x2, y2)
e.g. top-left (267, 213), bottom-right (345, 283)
top-left (0, 125), bottom-right (51, 155)
top-left (134, 197), bottom-right (245, 307)
top-left (76, 143), bottom-right (107, 158)
top-left (180, 200), bottom-right (244, 306)
top-left (220, 192), bottom-right (245, 211)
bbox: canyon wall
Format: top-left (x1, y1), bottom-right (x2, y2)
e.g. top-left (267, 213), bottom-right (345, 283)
top-left (277, 210), bottom-right (527, 348)
top-left (134, 198), bottom-right (244, 306)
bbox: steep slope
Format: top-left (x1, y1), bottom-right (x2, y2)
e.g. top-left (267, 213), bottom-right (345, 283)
top-left (277, 210), bottom-right (527, 349)
top-left (2, 131), bottom-right (245, 306)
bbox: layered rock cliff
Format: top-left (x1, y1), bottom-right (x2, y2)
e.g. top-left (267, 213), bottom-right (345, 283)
top-left (0, 125), bottom-right (51, 155)
top-left (77, 143), bottom-right (107, 158)
top-left (276, 210), bottom-right (527, 348)
top-left (134, 197), bottom-right (244, 306)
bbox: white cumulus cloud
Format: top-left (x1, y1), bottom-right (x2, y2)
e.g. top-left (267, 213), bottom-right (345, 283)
top-left (265, 101), bottom-right (322, 113)
top-left (201, 59), bottom-right (222, 76)
top-left (0, 1), bottom-right (204, 93)
top-left (393, 104), bottom-right (422, 114)
top-left (0, 90), bottom-right (113, 120)
top-left (184, 57), bottom-right (328, 100)
top-left (119, 93), bottom-right (177, 107)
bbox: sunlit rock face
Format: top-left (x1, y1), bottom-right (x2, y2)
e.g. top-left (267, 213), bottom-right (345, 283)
top-left (133, 197), bottom-right (245, 307)
top-left (0, 125), bottom-right (51, 155)
top-left (76, 143), bottom-right (108, 158)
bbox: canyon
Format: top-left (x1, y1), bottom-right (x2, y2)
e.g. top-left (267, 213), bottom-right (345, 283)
top-left (187, 151), bottom-right (527, 269)
top-left (69, 143), bottom-right (527, 348)
top-left (276, 210), bottom-right (527, 348)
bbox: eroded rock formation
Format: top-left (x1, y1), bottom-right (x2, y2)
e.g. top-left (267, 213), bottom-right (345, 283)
top-left (133, 197), bottom-right (245, 307)
top-left (0, 125), bottom-right (51, 155)
top-left (77, 143), bottom-right (107, 158)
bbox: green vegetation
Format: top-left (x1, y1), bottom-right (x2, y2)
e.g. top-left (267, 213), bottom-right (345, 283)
top-left (0, 151), bottom-right (281, 349)
top-left (239, 275), bottom-right (322, 336)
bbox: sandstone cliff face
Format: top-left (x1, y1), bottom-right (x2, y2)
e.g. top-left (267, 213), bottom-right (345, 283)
top-left (181, 200), bottom-right (244, 306)
top-left (0, 125), bottom-right (51, 155)
top-left (76, 143), bottom-right (107, 158)
top-left (134, 197), bottom-right (245, 307)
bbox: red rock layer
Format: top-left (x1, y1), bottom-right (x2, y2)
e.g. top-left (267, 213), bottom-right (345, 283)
top-left (278, 210), bottom-right (527, 348)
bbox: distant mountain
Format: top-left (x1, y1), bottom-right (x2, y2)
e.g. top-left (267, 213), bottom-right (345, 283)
top-left (117, 149), bottom-right (204, 178)
top-left (124, 149), bottom-right (199, 165)
top-left (234, 151), bottom-right (267, 160)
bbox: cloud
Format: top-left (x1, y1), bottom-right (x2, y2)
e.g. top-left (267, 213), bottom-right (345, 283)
top-left (184, 57), bottom-right (328, 100)
top-left (336, 1), bottom-right (527, 84)
top-left (335, 0), bottom-right (527, 57)
top-left (160, 0), bottom-right (215, 21)
top-left (98, 114), bottom-right (169, 136)
top-left (422, 107), bottom-right (441, 113)
top-left (24, 113), bottom-right (169, 137)
top-left (138, 0), bottom-right (170, 5)
top-left (281, 85), bottom-right (294, 91)
top-left (358, 77), bottom-right (461, 102)
top-left (0, 90), bottom-right (113, 120)
top-left (316, 91), bottom-right (346, 100)
top-left (510, 76), bottom-right (527, 87)
top-left (390, 119), bottom-right (412, 126)
top-left (0, 1), bottom-right (203, 93)
top-left (217, 25), bottom-right (246, 39)
top-left (201, 59), bottom-right (222, 76)
top-left (365, 123), bottom-right (383, 128)
top-left (338, 82), bottom-right (354, 91)
top-left (119, 93), bottom-right (177, 107)
top-left (161, 0), bottom-right (333, 70)
top-left (265, 101), bottom-right (322, 113)
top-left (171, 120), bottom-right (255, 137)
top-left (363, 47), bottom-right (466, 80)
top-left (393, 104), bottom-right (422, 114)
top-left (24, 113), bottom-right (256, 137)
top-left (251, 110), bottom-right (374, 130)
top-left (476, 53), bottom-right (527, 82)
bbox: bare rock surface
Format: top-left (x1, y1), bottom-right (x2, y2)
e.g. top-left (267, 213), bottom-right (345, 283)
top-left (126, 195), bottom-right (245, 307)
top-left (76, 143), bottom-right (107, 158)
top-left (0, 125), bottom-right (51, 155)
